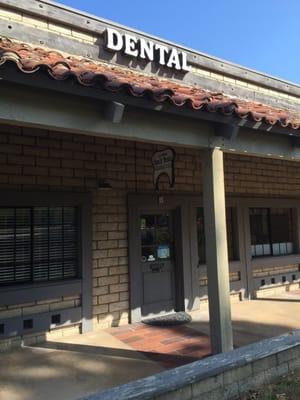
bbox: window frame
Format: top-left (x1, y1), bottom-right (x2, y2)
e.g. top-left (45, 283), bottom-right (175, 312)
top-left (188, 196), bottom-right (300, 301)
top-left (0, 205), bottom-right (81, 286)
top-left (188, 196), bottom-right (245, 303)
top-left (249, 207), bottom-right (297, 258)
top-left (196, 206), bottom-right (240, 265)
top-left (0, 191), bottom-right (92, 333)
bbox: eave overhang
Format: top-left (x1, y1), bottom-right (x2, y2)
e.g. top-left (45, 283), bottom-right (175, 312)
top-left (1, 37), bottom-right (300, 141)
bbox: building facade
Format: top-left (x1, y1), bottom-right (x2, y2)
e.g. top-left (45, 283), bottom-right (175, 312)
top-left (0, 0), bottom-right (300, 353)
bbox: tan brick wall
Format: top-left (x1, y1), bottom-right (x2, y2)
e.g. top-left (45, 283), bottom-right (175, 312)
top-left (90, 142), bottom-right (201, 328)
top-left (0, 295), bottom-right (81, 351)
top-left (224, 153), bottom-right (300, 197)
top-left (0, 124), bottom-right (202, 338)
top-left (0, 5), bottom-right (97, 45)
top-left (253, 265), bottom-right (299, 278)
top-left (255, 282), bottom-right (300, 299)
top-left (0, 296), bottom-right (80, 319)
top-left (0, 324), bottom-right (81, 351)
top-left (1, 123), bottom-right (300, 339)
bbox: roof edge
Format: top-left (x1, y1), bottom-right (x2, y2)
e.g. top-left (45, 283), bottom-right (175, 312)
top-left (1, 37), bottom-right (300, 133)
top-left (0, 0), bottom-right (299, 97)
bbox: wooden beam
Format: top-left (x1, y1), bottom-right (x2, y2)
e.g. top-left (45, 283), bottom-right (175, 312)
top-left (1, 63), bottom-right (299, 139)
top-left (290, 136), bottom-right (300, 148)
top-left (202, 148), bottom-right (233, 354)
top-left (215, 122), bottom-right (239, 140)
top-left (0, 82), bottom-right (213, 148)
top-left (104, 101), bottom-right (125, 123)
top-left (1, 80), bottom-right (300, 162)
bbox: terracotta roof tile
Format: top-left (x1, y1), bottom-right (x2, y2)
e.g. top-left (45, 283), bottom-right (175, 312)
top-left (1, 37), bottom-right (300, 130)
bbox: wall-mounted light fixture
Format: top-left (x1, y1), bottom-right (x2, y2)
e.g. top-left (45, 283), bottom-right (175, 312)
top-left (97, 179), bottom-right (112, 190)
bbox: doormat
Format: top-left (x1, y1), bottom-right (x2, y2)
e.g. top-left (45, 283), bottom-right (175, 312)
top-left (142, 312), bottom-right (192, 326)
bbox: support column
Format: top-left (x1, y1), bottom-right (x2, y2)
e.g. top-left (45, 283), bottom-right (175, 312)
top-left (203, 147), bottom-right (233, 354)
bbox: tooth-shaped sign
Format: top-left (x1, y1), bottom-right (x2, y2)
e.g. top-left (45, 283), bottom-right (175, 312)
top-left (152, 148), bottom-right (175, 191)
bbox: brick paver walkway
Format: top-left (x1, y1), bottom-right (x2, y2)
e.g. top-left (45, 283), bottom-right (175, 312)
top-left (108, 323), bottom-right (211, 369)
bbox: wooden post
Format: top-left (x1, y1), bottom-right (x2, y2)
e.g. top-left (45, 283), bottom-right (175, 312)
top-left (203, 147), bottom-right (233, 354)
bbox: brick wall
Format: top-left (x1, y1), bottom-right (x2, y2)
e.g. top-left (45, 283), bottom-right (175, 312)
top-left (0, 5), bottom-right (97, 45)
top-left (0, 296), bottom-right (81, 349)
top-left (0, 124), bottom-right (203, 342)
top-left (224, 153), bottom-right (300, 197)
top-left (1, 124), bottom-right (300, 342)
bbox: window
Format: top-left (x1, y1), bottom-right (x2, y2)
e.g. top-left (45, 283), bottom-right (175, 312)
top-left (196, 207), bottom-right (239, 264)
top-left (0, 207), bottom-right (79, 286)
top-left (140, 214), bottom-right (171, 262)
top-left (249, 208), bottom-right (294, 257)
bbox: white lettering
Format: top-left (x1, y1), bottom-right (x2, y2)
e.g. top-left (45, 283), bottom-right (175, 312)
top-left (154, 43), bottom-right (169, 66)
top-left (104, 28), bottom-right (191, 72)
top-left (124, 34), bottom-right (139, 57)
top-left (106, 28), bottom-right (123, 52)
top-left (139, 38), bottom-right (154, 61)
top-left (181, 52), bottom-right (191, 72)
top-left (167, 48), bottom-right (181, 70)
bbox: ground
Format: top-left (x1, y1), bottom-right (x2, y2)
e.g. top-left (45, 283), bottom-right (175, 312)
top-left (1, 294), bottom-right (300, 400)
top-left (241, 370), bottom-right (300, 400)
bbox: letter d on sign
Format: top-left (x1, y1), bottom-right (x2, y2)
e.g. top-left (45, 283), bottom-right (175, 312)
top-left (106, 28), bottom-right (123, 51)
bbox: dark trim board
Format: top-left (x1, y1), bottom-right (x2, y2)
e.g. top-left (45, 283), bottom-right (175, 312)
top-left (1, 65), bottom-right (300, 139)
top-left (0, 66), bottom-right (238, 127)
top-left (81, 192), bottom-right (93, 333)
top-left (1, 79), bottom-right (300, 163)
top-left (0, 280), bottom-right (81, 306)
top-left (0, 190), bottom-right (90, 207)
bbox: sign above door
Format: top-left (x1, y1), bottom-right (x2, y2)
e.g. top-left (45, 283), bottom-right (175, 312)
top-left (152, 148), bottom-right (175, 191)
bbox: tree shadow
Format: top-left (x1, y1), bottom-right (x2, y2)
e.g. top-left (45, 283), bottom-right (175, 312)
top-left (1, 308), bottom-right (300, 400)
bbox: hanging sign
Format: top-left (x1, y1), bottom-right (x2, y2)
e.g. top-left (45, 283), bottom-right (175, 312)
top-left (105, 28), bottom-right (191, 72)
top-left (152, 148), bottom-right (175, 190)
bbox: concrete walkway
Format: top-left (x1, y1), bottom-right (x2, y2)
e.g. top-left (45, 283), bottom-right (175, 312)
top-left (0, 331), bottom-right (164, 400)
top-left (1, 295), bottom-right (300, 400)
top-left (190, 296), bottom-right (300, 347)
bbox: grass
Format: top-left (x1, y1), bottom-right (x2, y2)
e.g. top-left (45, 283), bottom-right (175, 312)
top-left (241, 370), bottom-right (300, 400)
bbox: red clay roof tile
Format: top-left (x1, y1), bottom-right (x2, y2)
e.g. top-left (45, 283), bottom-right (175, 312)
top-left (1, 37), bottom-right (300, 130)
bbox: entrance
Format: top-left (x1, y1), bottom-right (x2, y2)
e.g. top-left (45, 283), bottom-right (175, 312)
top-left (128, 194), bottom-right (200, 323)
top-left (140, 212), bottom-right (175, 318)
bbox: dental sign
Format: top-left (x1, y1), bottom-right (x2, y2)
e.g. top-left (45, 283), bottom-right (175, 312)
top-left (105, 28), bottom-right (191, 72)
